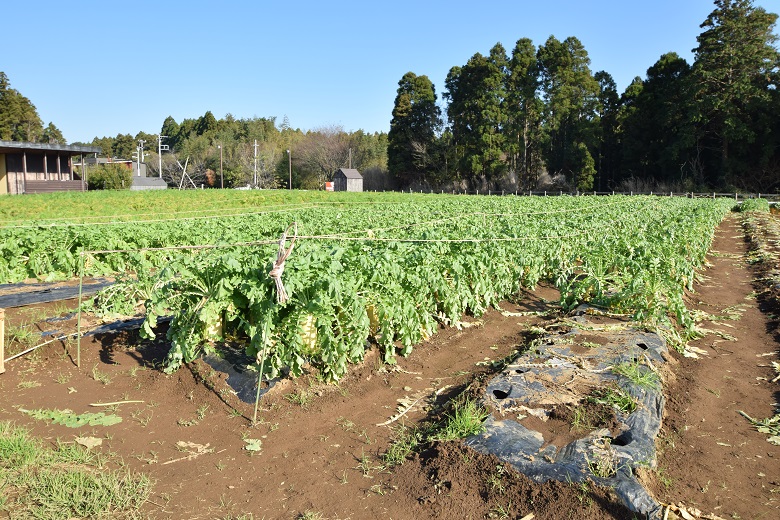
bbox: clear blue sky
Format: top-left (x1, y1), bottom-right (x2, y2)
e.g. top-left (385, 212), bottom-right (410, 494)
top-left (4, 0), bottom-right (779, 143)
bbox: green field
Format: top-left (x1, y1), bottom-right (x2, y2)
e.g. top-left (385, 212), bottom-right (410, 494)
top-left (0, 190), bottom-right (736, 380)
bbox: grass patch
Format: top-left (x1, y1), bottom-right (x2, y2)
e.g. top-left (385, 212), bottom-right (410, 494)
top-left (284, 389), bottom-right (313, 407)
top-left (383, 397), bottom-right (488, 467)
top-left (5, 324), bottom-right (40, 355)
top-left (589, 385), bottom-right (637, 415)
top-left (611, 360), bottom-right (660, 390)
top-left (431, 398), bottom-right (489, 441)
top-left (383, 424), bottom-right (423, 467)
top-left (0, 420), bottom-right (152, 518)
top-left (91, 364), bottom-right (113, 385)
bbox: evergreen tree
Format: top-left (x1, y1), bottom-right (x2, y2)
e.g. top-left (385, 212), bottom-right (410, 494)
top-left (573, 141), bottom-right (596, 191)
top-left (620, 53), bottom-right (697, 188)
top-left (160, 116), bottom-right (181, 149)
top-left (505, 38), bottom-right (544, 189)
top-left (197, 111), bottom-right (218, 137)
top-left (387, 72), bottom-right (442, 187)
top-left (692, 0), bottom-right (780, 185)
top-left (0, 72), bottom-right (44, 142)
top-left (593, 71), bottom-right (620, 190)
top-left (90, 136), bottom-right (116, 158)
top-left (445, 43), bottom-right (508, 187)
top-left (617, 77), bottom-right (645, 185)
top-left (41, 122), bottom-right (65, 144)
top-left (537, 36), bottom-right (600, 188)
top-left (112, 134), bottom-right (136, 159)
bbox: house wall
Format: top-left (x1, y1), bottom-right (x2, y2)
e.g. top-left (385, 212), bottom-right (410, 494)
top-left (334, 171), bottom-right (363, 191)
top-left (346, 179), bottom-right (363, 192)
top-left (0, 154), bottom-right (7, 195)
top-left (3, 151), bottom-right (76, 194)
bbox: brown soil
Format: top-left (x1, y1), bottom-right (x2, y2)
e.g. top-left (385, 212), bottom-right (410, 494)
top-left (644, 214), bottom-right (780, 519)
top-left (1, 213), bottom-right (779, 519)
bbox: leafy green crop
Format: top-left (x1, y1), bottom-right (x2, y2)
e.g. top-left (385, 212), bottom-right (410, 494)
top-left (0, 191), bottom-right (734, 381)
top-left (19, 408), bottom-right (122, 427)
top-left (133, 194), bottom-right (731, 380)
top-left (735, 197), bottom-right (770, 212)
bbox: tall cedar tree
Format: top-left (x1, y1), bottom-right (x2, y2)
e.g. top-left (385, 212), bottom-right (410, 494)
top-left (505, 38), bottom-right (545, 189)
top-left (387, 72), bottom-right (441, 188)
top-left (537, 36), bottom-right (600, 190)
top-left (445, 43), bottom-right (508, 187)
top-left (620, 53), bottom-right (697, 187)
top-left (593, 71), bottom-right (620, 190)
top-left (692, 0), bottom-right (780, 185)
top-left (0, 72), bottom-right (45, 142)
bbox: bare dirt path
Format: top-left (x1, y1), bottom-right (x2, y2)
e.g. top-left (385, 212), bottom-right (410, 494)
top-left (646, 214), bottom-right (780, 519)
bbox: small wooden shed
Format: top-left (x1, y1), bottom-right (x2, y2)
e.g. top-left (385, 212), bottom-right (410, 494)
top-left (0, 141), bottom-right (101, 195)
top-left (333, 168), bottom-right (363, 192)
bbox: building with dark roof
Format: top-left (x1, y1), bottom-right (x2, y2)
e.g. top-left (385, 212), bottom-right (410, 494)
top-left (333, 168), bottom-right (363, 192)
top-left (0, 140), bottom-right (101, 195)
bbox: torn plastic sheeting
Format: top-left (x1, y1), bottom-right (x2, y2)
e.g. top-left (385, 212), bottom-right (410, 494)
top-left (84, 317), bottom-right (170, 336)
top-left (203, 347), bottom-right (278, 403)
top-left (0, 279), bottom-right (113, 308)
top-left (466, 418), bottom-right (660, 512)
top-left (76, 314), bottom-right (274, 404)
top-left (467, 323), bottom-right (668, 519)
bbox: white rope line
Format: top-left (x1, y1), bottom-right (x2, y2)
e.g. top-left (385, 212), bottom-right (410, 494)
top-left (0, 201), bottom-right (310, 224)
top-left (0, 205), bottom-right (320, 230)
top-left (0, 197), bottom-right (456, 227)
top-left (72, 198), bottom-right (655, 256)
top-left (77, 221), bottom-right (617, 257)
top-left (80, 238), bottom-right (280, 256)
top-left (0, 194), bottom-right (644, 231)
top-left (267, 196), bottom-right (649, 241)
top-left (3, 332), bottom-right (79, 363)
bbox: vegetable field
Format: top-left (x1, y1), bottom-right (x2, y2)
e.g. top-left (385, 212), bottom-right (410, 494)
top-left (1, 191), bottom-right (734, 380)
top-left (3, 190), bottom-right (779, 520)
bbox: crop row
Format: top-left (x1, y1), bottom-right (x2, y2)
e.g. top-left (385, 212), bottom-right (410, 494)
top-left (122, 195), bottom-right (734, 380)
top-left (0, 192), bottom-right (734, 379)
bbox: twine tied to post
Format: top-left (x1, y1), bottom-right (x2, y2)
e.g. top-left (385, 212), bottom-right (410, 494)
top-left (268, 222), bottom-right (298, 304)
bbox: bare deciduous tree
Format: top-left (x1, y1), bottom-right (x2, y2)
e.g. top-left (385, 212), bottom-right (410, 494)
top-left (294, 125), bottom-right (351, 187)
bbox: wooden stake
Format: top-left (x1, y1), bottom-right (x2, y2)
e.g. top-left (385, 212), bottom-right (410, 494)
top-left (76, 252), bottom-right (84, 368)
top-left (252, 340), bottom-right (270, 425)
top-left (1, 308), bottom-right (5, 374)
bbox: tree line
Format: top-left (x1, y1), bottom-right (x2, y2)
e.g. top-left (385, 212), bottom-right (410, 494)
top-left (86, 114), bottom-right (389, 190)
top-left (388, 0), bottom-right (780, 193)
top-left (0, 74), bottom-right (390, 190)
top-left (2, 0), bottom-right (778, 192)
top-left (0, 72), bottom-right (64, 144)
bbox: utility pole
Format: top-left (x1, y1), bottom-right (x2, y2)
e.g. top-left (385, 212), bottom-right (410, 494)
top-left (253, 139), bottom-right (258, 188)
top-left (218, 144), bottom-right (223, 189)
top-left (134, 139), bottom-right (146, 177)
top-left (287, 149), bottom-right (291, 190)
top-left (158, 135), bottom-right (168, 178)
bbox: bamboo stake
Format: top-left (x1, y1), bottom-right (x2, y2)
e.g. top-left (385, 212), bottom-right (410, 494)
top-left (89, 400), bottom-right (145, 407)
top-left (76, 251), bottom-right (84, 368)
top-left (1, 308), bottom-right (5, 374)
top-left (252, 340), bottom-right (270, 425)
